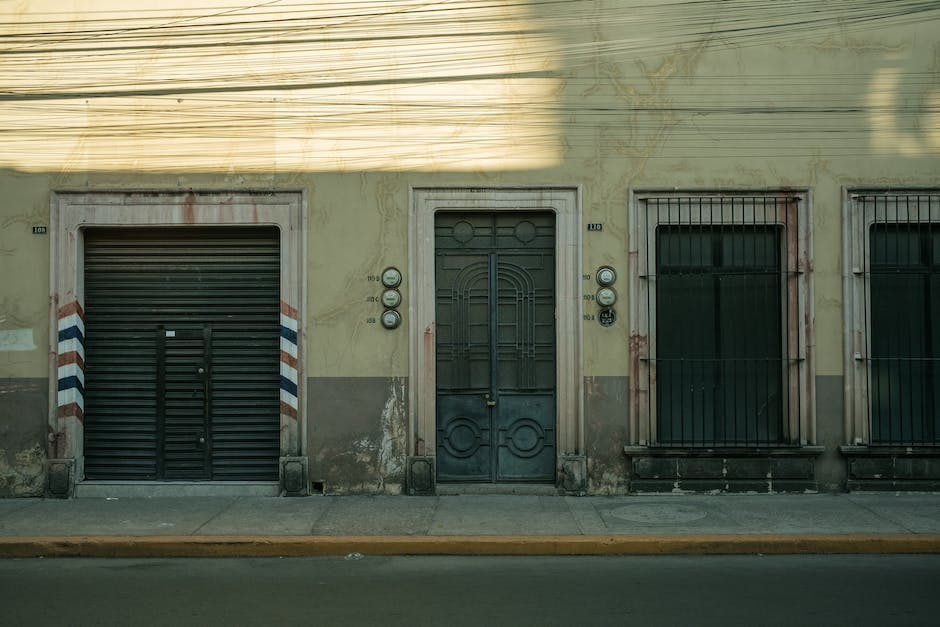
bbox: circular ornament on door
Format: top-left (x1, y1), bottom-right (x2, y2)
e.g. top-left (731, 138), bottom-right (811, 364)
top-left (506, 418), bottom-right (546, 458)
top-left (442, 417), bottom-right (483, 458)
top-left (514, 220), bottom-right (537, 243)
top-left (452, 220), bottom-right (475, 243)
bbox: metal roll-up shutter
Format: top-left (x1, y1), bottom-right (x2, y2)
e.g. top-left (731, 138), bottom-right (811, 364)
top-left (83, 227), bottom-right (281, 481)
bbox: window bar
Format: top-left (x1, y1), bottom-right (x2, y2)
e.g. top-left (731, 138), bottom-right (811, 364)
top-left (684, 196), bottom-right (693, 446)
top-left (909, 194), bottom-right (917, 444)
top-left (864, 197), bottom-right (875, 442)
top-left (916, 195), bottom-right (930, 443)
top-left (758, 197), bottom-right (765, 446)
top-left (876, 195), bottom-right (885, 443)
top-left (920, 196), bottom-right (926, 443)
top-left (759, 197), bottom-right (768, 446)
top-left (719, 197), bottom-right (727, 446)
top-left (739, 197), bottom-right (747, 447)
top-left (902, 196), bottom-right (910, 442)
top-left (882, 195), bottom-right (895, 443)
top-left (930, 196), bottom-right (939, 444)
top-left (922, 194), bottom-right (932, 444)
top-left (776, 196), bottom-right (783, 446)
top-left (648, 198), bottom-right (658, 445)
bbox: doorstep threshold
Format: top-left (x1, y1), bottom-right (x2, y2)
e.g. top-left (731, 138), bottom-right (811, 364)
top-left (435, 483), bottom-right (559, 496)
top-left (74, 481), bottom-right (281, 499)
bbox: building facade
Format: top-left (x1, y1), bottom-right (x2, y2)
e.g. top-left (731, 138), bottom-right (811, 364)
top-left (1, 1), bottom-right (938, 497)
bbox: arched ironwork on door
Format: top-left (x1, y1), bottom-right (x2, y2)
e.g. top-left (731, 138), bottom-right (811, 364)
top-left (434, 212), bottom-right (556, 482)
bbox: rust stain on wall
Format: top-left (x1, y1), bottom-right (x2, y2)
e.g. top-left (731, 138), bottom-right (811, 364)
top-left (181, 190), bottom-right (196, 224)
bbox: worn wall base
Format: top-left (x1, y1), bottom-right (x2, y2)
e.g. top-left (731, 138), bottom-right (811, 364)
top-left (46, 459), bottom-right (75, 499)
top-left (280, 456), bottom-right (309, 496)
top-left (307, 377), bottom-right (408, 494)
top-left (558, 455), bottom-right (586, 495)
top-left (842, 447), bottom-right (940, 491)
top-left (406, 456), bottom-right (435, 496)
top-left (624, 447), bottom-right (824, 493)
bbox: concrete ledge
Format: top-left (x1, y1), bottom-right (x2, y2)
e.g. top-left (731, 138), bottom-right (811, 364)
top-left (74, 482), bottom-right (281, 498)
top-left (3, 534), bottom-right (940, 558)
top-left (625, 448), bottom-right (824, 493)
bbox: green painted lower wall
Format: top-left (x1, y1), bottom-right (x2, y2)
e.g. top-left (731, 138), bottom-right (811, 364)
top-left (584, 376), bottom-right (630, 495)
top-left (815, 375), bottom-right (846, 492)
top-left (0, 378), bottom-right (47, 497)
top-left (0, 374), bottom-right (908, 496)
top-left (306, 377), bottom-right (409, 494)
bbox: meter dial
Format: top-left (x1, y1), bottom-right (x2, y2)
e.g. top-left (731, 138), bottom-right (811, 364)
top-left (381, 267), bottom-right (402, 288)
top-left (596, 287), bottom-right (617, 307)
top-left (596, 266), bottom-right (617, 286)
top-left (381, 309), bottom-right (402, 329)
top-left (381, 289), bottom-right (402, 308)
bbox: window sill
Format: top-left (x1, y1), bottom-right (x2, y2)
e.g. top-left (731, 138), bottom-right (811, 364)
top-left (624, 446), bottom-right (825, 457)
top-left (840, 445), bottom-right (940, 457)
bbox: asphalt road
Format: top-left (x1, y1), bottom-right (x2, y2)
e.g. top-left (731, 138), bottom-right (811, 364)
top-left (2, 555), bottom-right (938, 626)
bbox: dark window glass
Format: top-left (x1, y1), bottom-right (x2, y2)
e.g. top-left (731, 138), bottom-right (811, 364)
top-left (656, 225), bottom-right (784, 446)
top-left (869, 224), bottom-right (940, 445)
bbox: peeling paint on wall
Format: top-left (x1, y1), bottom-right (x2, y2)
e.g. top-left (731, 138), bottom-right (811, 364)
top-left (584, 376), bottom-right (630, 495)
top-left (309, 377), bottom-right (408, 494)
top-left (0, 445), bottom-right (44, 496)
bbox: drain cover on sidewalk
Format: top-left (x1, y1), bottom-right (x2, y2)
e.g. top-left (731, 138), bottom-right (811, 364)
top-left (608, 503), bottom-right (708, 524)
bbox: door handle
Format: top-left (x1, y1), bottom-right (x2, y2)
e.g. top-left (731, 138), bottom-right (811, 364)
top-left (484, 393), bottom-right (497, 407)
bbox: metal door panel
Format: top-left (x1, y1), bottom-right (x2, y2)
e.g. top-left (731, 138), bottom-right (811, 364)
top-left (495, 394), bottom-right (555, 481)
top-left (435, 395), bottom-right (492, 481)
top-left (435, 212), bottom-right (556, 483)
top-left (83, 227), bottom-right (280, 481)
top-left (158, 327), bottom-right (211, 480)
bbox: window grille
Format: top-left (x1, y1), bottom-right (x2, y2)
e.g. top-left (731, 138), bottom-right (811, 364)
top-left (856, 193), bottom-right (940, 446)
top-left (631, 192), bottom-right (810, 448)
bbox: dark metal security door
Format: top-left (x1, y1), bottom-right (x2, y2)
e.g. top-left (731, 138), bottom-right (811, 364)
top-left (158, 326), bottom-right (211, 479)
top-left (435, 212), bottom-right (556, 482)
top-left (83, 227), bottom-right (281, 481)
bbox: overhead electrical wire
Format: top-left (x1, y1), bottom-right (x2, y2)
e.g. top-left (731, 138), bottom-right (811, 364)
top-left (0, 0), bottom-right (937, 167)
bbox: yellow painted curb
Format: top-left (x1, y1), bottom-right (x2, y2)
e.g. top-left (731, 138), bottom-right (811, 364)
top-left (3, 534), bottom-right (940, 558)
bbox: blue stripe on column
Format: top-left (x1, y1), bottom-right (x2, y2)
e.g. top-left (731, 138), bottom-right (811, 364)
top-left (58, 326), bottom-right (85, 344)
top-left (57, 376), bottom-right (85, 396)
top-left (280, 326), bottom-right (298, 345)
top-left (279, 376), bottom-right (298, 397)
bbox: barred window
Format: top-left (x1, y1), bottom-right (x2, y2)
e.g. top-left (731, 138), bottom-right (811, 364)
top-left (630, 191), bottom-right (813, 448)
top-left (847, 192), bottom-right (940, 446)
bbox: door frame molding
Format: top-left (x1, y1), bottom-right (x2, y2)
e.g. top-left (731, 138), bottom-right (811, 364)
top-left (409, 187), bottom-right (583, 472)
top-left (49, 190), bottom-right (306, 484)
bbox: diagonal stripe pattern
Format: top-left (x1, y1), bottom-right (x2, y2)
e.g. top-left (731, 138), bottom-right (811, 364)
top-left (56, 301), bottom-right (85, 421)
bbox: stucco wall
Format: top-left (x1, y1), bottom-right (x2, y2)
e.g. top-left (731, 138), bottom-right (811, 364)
top-left (1, 1), bottom-right (938, 494)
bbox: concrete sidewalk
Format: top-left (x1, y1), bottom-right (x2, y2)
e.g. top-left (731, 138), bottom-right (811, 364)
top-left (2, 493), bottom-right (939, 557)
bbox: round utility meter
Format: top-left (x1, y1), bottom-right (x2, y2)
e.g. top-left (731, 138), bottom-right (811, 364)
top-left (381, 267), bottom-right (402, 288)
top-left (596, 287), bottom-right (617, 307)
top-left (596, 266), bottom-right (617, 286)
top-left (381, 309), bottom-right (402, 329)
top-left (381, 289), bottom-right (402, 308)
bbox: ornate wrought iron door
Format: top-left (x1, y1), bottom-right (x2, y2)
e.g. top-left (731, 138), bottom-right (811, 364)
top-left (435, 213), bottom-right (556, 482)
